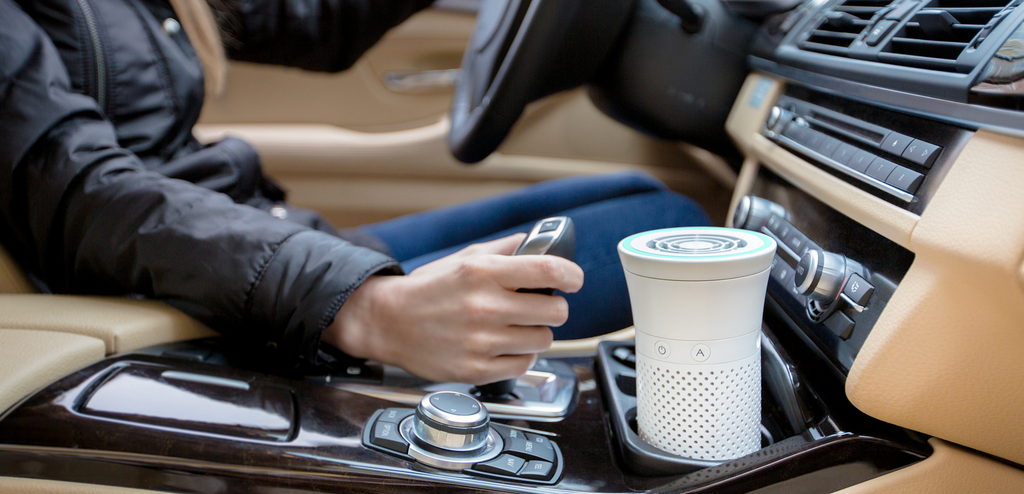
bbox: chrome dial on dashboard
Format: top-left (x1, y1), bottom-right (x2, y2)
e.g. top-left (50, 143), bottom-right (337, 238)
top-left (794, 250), bottom-right (848, 303)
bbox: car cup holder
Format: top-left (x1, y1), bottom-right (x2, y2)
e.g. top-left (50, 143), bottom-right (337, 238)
top-left (596, 328), bottom-right (819, 476)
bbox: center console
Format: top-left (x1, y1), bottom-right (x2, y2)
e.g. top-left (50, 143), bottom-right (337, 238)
top-left (0, 325), bottom-right (929, 493)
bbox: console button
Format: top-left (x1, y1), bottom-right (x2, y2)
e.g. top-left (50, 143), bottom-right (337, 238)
top-left (824, 312), bottom-right (856, 340)
top-left (784, 230), bottom-right (811, 258)
top-left (880, 131), bottom-right (912, 156)
top-left (782, 122), bottom-right (805, 141)
top-left (474, 454), bottom-right (525, 476)
top-left (800, 129), bottom-right (825, 150)
top-left (526, 433), bottom-right (555, 450)
top-left (496, 424), bottom-right (524, 442)
top-left (371, 420), bottom-right (409, 454)
top-left (766, 215), bottom-right (784, 235)
top-left (519, 461), bottom-right (554, 481)
top-left (814, 133), bottom-right (842, 157)
top-left (885, 166), bottom-right (924, 193)
top-left (843, 274), bottom-right (875, 307)
top-left (776, 221), bottom-right (793, 242)
top-left (865, 20), bottom-right (897, 46)
top-left (378, 408), bottom-right (414, 425)
top-left (831, 143), bottom-right (859, 165)
top-left (866, 157), bottom-right (897, 181)
top-left (902, 140), bottom-right (941, 168)
top-left (848, 150), bottom-right (876, 173)
top-left (772, 259), bottom-right (793, 285)
top-left (506, 437), bottom-right (556, 462)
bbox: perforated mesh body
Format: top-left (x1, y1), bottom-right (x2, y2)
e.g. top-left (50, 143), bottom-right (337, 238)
top-left (636, 352), bottom-right (761, 461)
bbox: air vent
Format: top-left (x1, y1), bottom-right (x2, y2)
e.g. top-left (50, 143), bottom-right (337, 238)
top-left (880, 0), bottom-right (1018, 72)
top-left (801, 0), bottom-right (894, 57)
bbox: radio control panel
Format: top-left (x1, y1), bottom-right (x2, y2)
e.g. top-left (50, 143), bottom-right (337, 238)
top-left (762, 86), bottom-right (972, 215)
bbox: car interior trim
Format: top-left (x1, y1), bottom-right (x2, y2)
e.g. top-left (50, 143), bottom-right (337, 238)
top-left (0, 476), bottom-right (162, 494)
top-left (0, 295), bottom-right (216, 356)
top-left (0, 330), bottom-right (105, 416)
top-left (0, 246), bottom-right (33, 295)
top-left (542, 326), bottom-right (636, 358)
top-left (834, 439), bottom-right (1024, 494)
top-left (749, 56), bottom-right (1024, 140)
top-left (845, 129), bottom-right (1024, 466)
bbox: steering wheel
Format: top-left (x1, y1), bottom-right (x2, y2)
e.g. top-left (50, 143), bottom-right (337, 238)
top-left (448, 0), bottom-right (639, 164)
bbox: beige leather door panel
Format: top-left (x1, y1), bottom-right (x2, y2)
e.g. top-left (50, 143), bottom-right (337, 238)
top-left (196, 7), bottom-right (729, 228)
top-left (200, 9), bottom-right (475, 132)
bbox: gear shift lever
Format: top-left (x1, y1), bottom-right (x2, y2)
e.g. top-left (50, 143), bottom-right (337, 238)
top-left (475, 217), bottom-right (576, 398)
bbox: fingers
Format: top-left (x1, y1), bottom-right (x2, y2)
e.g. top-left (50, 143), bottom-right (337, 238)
top-left (459, 233), bottom-right (527, 257)
top-left (464, 354), bottom-right (539, 385)
top-left (485, 255), bottom-right (585, 294)
top-left (465, 324), bottom-right (554, 357)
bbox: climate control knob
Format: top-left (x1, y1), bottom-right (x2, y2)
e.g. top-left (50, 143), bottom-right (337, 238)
top-left (733, 195), bottom-right (787, 231)
top-left (794, 249), bottom-right (848, 303)
top-left (412, 391), bottom-right (490, 451)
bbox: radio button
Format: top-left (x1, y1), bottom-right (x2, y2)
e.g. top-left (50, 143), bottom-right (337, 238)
top-left (848, 150), bottom-right (876, 173)
top-left (885, 166), bottom-right (924, 193)
top-left (831, 143), bottom-right (859, 165)
top-left (880, 131), bottom-right (912, 156)
top-left (814, 133), bottom-right (842, 157)
top-left (867, 157), bottom-right (897, 182)
top-left (902, 140), bottom-right (941, 168)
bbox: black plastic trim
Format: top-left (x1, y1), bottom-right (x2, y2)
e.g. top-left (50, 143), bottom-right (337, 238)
top-left (750, 56), bottom-right (1024, 138)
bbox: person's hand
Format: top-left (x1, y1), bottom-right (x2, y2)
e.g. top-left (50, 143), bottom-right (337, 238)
top-left (323, 234), bottom-right (584, 384)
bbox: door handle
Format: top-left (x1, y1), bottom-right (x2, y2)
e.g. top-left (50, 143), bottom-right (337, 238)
top-left (384, 69), bottom-right (461, 93)
top-left (432, 0), bottom-right (481, 14)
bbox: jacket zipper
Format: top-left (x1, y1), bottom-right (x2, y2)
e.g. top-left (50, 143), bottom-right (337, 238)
top-left (75, 0), bottom-right (107, 111)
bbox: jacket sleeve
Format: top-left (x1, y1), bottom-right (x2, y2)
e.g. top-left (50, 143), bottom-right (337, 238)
top-left (223, 0), bottom-right (436, 71)
top-left (0, 0), bottom-right (401, 370)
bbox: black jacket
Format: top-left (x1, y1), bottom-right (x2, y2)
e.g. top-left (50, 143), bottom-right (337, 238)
top-left (0, 0), bottom-right (432, 370)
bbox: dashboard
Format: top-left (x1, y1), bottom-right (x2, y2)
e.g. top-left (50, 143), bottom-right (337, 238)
top-left (725, 0), bottom-right (1024, 474)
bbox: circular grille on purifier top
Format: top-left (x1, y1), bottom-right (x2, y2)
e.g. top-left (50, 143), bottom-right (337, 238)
top-left (618, 227), bottom-right (776, 282)
top-left (646, 233), bottom-right (748, 256)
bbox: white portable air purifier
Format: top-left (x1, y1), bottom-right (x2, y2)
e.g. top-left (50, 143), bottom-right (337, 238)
top-left (618, 227), bottom-right (776, 461)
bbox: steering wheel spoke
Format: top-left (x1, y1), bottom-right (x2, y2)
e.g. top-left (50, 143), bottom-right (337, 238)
top-left (449, 0), bottom-right (640, 164)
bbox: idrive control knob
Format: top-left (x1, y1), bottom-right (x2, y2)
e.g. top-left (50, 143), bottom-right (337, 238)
top-left (412, 391), bottom-right (490, 451)
top-left (794, 249), bottom-right (848, 303)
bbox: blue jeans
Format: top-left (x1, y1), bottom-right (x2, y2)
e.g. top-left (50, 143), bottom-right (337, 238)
top-left (362, 172), bottom-right (711, 340)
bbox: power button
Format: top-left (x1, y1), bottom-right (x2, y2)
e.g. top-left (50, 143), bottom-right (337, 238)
top-left (653, 341), bottom-right (671, 359)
